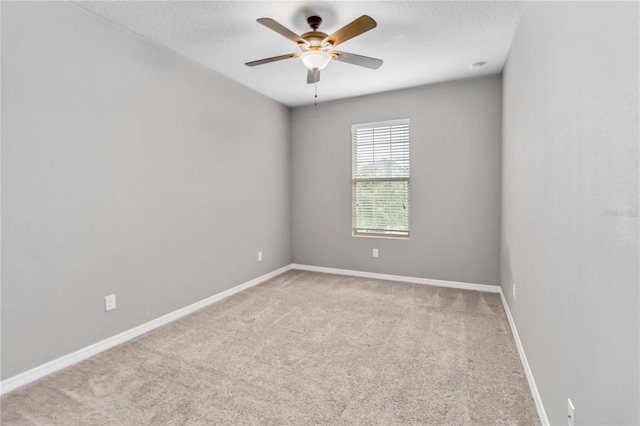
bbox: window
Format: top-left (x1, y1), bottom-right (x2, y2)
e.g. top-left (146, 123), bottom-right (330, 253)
top-left (352, 119), bottom-right (410, 238)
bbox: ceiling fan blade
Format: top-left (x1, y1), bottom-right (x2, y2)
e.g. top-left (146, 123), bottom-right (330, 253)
top-left (307, 69), bottom-right (321, 84)
top-left (331, 51), bottom-right (383, 69)
top-left (257, 18), bottom-right (308, 46)
top-left (245, 53), bottom-right (298, 67)
top-left (322, 15), bottom-right (377, 47)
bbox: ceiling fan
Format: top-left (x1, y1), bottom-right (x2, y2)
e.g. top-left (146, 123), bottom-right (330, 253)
top-left (245, 15), bottom-right (383, 84)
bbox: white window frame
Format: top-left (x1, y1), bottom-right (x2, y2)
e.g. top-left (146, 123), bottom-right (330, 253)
top-left (351, 118), bottom-right (410, 239)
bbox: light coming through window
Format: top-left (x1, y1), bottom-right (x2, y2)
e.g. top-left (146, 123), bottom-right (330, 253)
top-left (352, 119), bottom-right (410, 238)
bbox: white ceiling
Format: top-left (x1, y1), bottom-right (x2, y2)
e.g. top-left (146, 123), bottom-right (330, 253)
top-left (72, 1), bottom-right (524, 107)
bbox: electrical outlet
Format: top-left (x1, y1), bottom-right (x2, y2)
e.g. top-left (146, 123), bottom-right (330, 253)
top-left (513, 284), bottom-right (516, 300)
top-left (258, 251), bottom-right (263, 262)
top-left (372, 248), bottom-right (379, 258)
top-left (567, 398), bottom-right (575, 426)
top-left (105, 294), bottom-right (117, 312)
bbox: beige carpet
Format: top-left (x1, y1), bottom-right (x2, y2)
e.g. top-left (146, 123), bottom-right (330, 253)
top-left (1, 270), bottom-right (539, 425)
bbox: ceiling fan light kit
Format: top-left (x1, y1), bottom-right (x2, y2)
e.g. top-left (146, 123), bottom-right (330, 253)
top-left (300, 50), bottom-right (331, 71)
top-left (246, 14), bottom-right (383, 85)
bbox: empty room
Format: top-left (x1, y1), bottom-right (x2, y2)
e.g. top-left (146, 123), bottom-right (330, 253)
top-left (1, 1), bottom-right (638, 425)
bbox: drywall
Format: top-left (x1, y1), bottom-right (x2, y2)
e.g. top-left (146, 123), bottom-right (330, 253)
top-left (501, 2), bottom-right (639, 424)
top-left (1, 1), bottom-right (290, 379)
top-left (291, 75), bottom-right (502, 285)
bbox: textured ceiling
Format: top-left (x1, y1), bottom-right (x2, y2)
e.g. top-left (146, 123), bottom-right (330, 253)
top-left (72, 1), bottom-right (524, 107)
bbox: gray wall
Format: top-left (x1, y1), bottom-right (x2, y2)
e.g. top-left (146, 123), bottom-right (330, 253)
top-left (501, 2), bottom-right (639, 425)
top-left (1, 2), bottom-right (291, 379)
top-left (291, 76), bottom-right (502, 285)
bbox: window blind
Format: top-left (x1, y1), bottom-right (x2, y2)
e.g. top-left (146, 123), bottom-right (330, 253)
top-left (352, 119), bottom-right (410, 237)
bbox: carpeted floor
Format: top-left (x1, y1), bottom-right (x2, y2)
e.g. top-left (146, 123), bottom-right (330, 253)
top-left (1, 270), bottom-right (539, 425)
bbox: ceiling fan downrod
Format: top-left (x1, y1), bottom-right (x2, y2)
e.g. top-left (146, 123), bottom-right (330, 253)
top-left (307, 16), bottom-right (322, 31)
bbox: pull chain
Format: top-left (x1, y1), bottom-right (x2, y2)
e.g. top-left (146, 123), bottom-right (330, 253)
top-left (314, 80), bottom-right (318, 110)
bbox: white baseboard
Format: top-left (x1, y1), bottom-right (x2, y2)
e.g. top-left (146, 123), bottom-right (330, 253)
top-left (0, 264), bottom-right (292, 395)
top-left (499, 290), bottom-right (549, 426)
top-left (291, 263), bottom-right (501, 293)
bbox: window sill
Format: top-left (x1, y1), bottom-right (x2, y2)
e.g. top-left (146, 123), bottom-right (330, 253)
top-left (352, 233), bottom-right (410, 240)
